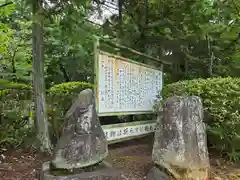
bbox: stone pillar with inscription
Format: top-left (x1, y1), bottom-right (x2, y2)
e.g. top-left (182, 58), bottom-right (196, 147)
top-left (147, 96), bottom-right (210, 180)
top-left (40, 89), bottom-right (121, 180)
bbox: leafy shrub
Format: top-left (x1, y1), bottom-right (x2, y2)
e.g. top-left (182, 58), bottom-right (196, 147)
top-left (47, 81), bottom-right (93, 142)
top-left (160, 77), bottom-right (240, 161)
top-left (0, 80), bottom-right (93, 147)
top-left (0, 79), bottom-right (31, 89)
top-left (0, 79), bottom-right (33, 148)
top-left (47, 81), bottom-right (93, 113)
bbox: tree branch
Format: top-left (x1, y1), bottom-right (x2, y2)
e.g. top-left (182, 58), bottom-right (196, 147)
top-left (231, 0), bottom-right (240, 14)
top-left (223, 33), bottom-right (240, 51)
top-left (0, 1), bottom-right (13, 8)
top-left (118, 0), bottom-right (123, 33)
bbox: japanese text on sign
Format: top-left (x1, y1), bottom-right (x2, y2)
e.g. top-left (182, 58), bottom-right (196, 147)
top-left (97, 51), bottom-right (162, 115)
top-left (103, 123), bottom-right (156, 141)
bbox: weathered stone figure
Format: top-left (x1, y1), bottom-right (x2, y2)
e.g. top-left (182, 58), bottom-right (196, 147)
top-left (148, 96), bottom-right (210, 180)
top-left (51, 89), bottom-right (108, 169)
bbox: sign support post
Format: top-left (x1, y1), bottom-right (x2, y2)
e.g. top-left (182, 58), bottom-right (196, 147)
top-left (94, 36), bottom-right (100, 113)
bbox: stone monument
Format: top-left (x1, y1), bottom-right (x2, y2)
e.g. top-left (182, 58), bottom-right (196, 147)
top-left (147, 96), bottom-right (210, 180)
top-left (40, 89), bottom-right (121, 180)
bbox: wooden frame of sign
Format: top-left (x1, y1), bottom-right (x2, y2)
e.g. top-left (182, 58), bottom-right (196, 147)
top-left (93, 36), bottom-right (169, 143)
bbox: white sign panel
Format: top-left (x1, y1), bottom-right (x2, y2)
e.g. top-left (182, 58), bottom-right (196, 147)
top-left (102, 122), bottom-right (156, 142)
top-left (97, 51), bottom-right (162, 115)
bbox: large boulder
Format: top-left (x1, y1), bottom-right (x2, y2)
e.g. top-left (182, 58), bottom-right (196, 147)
top-left (51, 89), bottom-right (108, 169)
top-left (152, 96), bottom-right (210, 180)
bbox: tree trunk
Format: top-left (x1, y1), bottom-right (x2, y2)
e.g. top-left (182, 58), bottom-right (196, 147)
top-left (32, 0), bottom-right (51, 152)
top-left (207, 34), bottom-right (213, 77)
top-left (59, 62), bottom-right (70, 82)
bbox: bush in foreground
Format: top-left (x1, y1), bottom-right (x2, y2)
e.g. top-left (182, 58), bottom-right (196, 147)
top-left (47, 81), bottom-right (93, 115)
top-left (0, 80), bottom-right (93, 147)
top-left (160, 77), bottom-right (240, 161)
top-left (0, 79), bottom-right (32, 148)
top-left (47, 81), bottom-right (93, 142)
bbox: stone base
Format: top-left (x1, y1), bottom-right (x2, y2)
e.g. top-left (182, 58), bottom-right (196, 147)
top-left (40, 162), bottom-right (122, 180)
top-left (146, 167), bottom-right (170, 180)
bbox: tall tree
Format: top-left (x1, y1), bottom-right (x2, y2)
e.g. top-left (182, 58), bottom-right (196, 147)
top-left (101, 0), bottom-right (240, 81)
top-left (32, 0), bottom-right (51, 152)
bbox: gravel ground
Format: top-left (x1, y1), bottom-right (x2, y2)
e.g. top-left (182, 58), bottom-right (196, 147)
top-left (0, 135), bottom-right (239, 180)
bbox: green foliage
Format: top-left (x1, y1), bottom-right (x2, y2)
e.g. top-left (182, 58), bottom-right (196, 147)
top-left (0, 80), bottom-right (93, 147)
top-left (44, 16), bottom-right (100, 87)
top-left (0, 2), bottom-right (32, 82)
top-left (161, 77), bottom-right (240, 161)
top-left (1, 0), bottom-right (240, 153)
top-left (0, 79), bottom-right (31, 89)
top-left (47, 81), bottom-right (93, 142)
top-left (0, 80), bottom-right (33, 148)
top-left (48, 81), bottom-right (93, 96)
top-left (102, 0), bottom-right (240, 80)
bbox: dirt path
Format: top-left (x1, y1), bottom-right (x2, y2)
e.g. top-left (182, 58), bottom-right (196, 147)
top-left (108, 136), bottom-right (154, 179)
top-left (0, 136), bottom-right (239, 180)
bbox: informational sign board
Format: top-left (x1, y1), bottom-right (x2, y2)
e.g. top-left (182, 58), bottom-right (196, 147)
top-left (96, 50), bottom-right (162, 116)
top-left (102, 120), bottom-right (156, 143)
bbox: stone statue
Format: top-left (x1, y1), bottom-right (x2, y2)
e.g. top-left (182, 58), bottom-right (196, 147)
top-left (51, 89), bottom-right (108, 169)
top-left (148, 96), bottom-right (210, 180)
